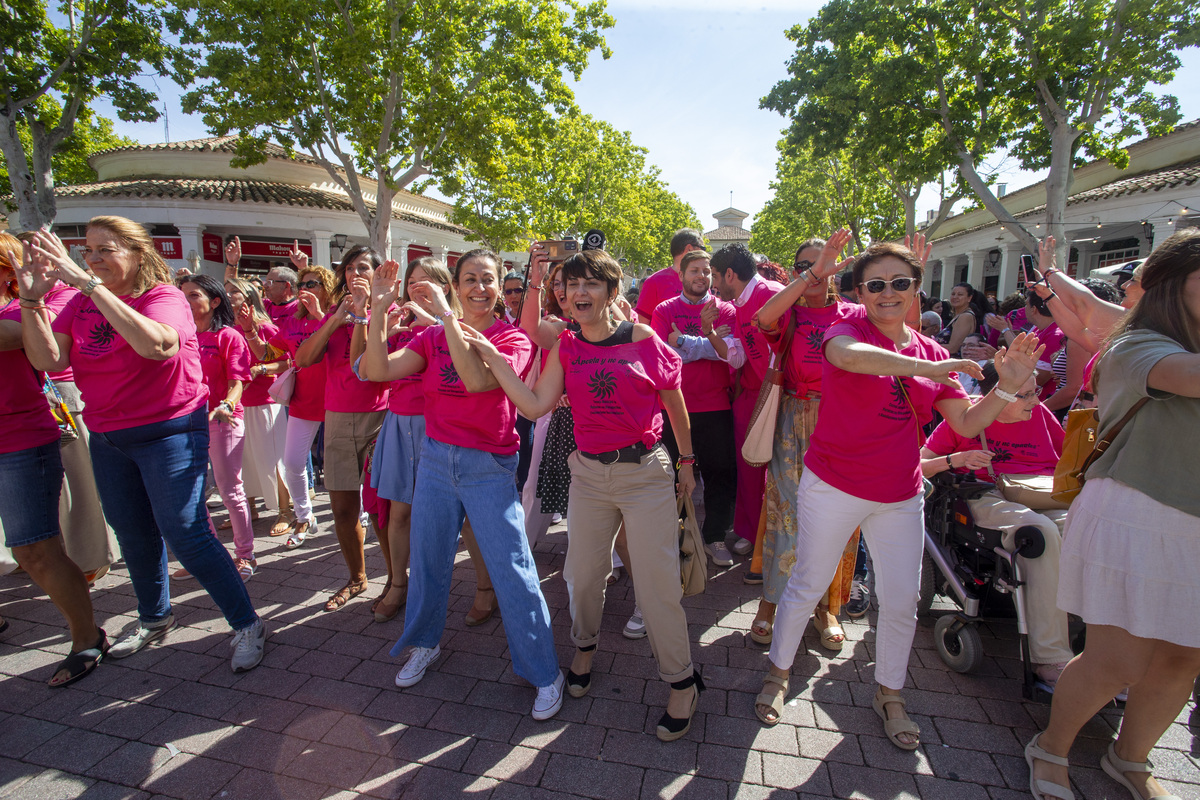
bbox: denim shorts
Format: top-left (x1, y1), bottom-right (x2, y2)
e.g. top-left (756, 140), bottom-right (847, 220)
top-left (0, 441), bottom-right (64, 548)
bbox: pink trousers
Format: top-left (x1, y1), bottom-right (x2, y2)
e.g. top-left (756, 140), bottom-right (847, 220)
top-left (209, 417), bottom-right (254, 559)
top-left (732, 389), bottom-right (768, 544)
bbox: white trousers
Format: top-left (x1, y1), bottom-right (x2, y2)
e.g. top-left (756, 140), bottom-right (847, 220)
top-left (770, 470), bottom-right (924, 690)
top-left (242, 404), bottom-right (287, 510)
top-left (282, 417), bottom-right (322, 524)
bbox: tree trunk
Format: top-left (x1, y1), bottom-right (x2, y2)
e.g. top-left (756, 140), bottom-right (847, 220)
top-left (1044, 123), bottom-right (1079, 273)
top-left (0, 108), bottom-right (43, 232)
top-left (954, 146), bottom-right (1040, 254)
top-left (29, 121), bottom-right (58, 229)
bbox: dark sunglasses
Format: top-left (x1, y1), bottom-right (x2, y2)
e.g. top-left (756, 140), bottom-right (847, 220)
top-left (859, 277), bottom-right (916, 293)
top-left (298, 280), bottom-right (323, 289)
top-left (793, 259), bottom-right (814, 271)
top-left (504, 287), bottom-right (524, 296)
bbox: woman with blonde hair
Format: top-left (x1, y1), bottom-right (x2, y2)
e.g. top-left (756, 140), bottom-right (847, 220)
top-left (18, 218), bottom-right (265, 672)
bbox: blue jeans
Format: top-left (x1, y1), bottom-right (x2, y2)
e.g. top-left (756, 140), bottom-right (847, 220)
top-left (88, 407), bottom-right (258, 631)
top-left (390, 438), bottom-right (559, 688)
top-left (0, 441), bottom-right (63, 548)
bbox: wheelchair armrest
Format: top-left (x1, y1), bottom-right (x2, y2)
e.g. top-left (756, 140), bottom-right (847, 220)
top-left (954, 479), bottom-right (996, 500)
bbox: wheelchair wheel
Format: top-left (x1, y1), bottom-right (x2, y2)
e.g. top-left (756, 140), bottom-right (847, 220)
top-left (934, 614), bottom-right (984, 674)
top-left (917, 550), bottom-right (938, 616)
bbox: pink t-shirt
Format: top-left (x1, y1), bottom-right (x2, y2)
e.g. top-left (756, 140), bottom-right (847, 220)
top-left (735, 277), bottom-right (785, 394)
top-left (408, 319), bottom-right (533, 454)
top-left (197, 327), bottom-right (251, 418)
top-left (265, 298), bottom-right (299, 323)
top-left (0, 297), bottom-right (60, 453)
top-left (805, 306), bottom-right (968, 503)
top-left (387, 326), bottom-right (428, 416)
top-left (635, 267), bottom-right (681, 322)
top-left (651, 294), bottom-right (735, 413)
top-left (270, 316), bottom-right (327, 422)
top-left (238, 322), bottom-right (280, 408)
top-left (559, 327), bottom-right (682, 453)
top-left (322, 311), bottom-right (388, 414)
top-left (51, 284), bottom-right (207, 433)
top-left (769, 301), bottom-right (853, 396)
top-left (926, 403), bottom-right (1064, 481)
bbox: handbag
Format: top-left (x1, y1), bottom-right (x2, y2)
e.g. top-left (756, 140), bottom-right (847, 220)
top-left (741, 313), bottom-right (797, 468)
top-left (678, 493), bottom-right (707, 597)
top-left (979, 431), bottom-right (1068, 510)
top-left (267, 365), bottom-right (297, 406)
top-left (43, 378), bottom-right (79, 445)
top-left (1051, 397), bottom-right (1148, 503)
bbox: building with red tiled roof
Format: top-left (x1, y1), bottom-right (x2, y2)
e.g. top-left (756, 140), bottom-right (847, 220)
top-left (703, 207), bottom-right (752, 251)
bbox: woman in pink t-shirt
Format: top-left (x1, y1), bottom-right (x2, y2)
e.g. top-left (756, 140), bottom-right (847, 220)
top-left (19, 219), bottom-right (263, 673)
top-left (271, 265), bottom-right (335, 548)
top-left (178, 275), bottom-right (255, 580)
top-left (226, 279), bottom-right (290, 537)
top-left (0, 233), bottom-right (106, 687)
top-left (295, 247), bottom-right (388, 612)
top-left (371, 250), bottom-right (562, 722)
top-left (469, 249), bottom-right (705, 741)
top-left (757, 243), bottom-right (1043, 750)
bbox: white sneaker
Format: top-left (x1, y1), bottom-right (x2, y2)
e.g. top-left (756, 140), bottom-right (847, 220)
top-left (532, 670), bottom-right (565, 721)
top-left (623, 606), bottom-right (647, 640)
top-left (230, 618), bottom-right (266, 672)
top-left (395, 645), bottom-right (441, 687)
top-left (550, 513), bottom-right (563, 524)
top-left (109, 615), bottom-right (175, 659)
top-left (731, 538), bottom-right (753, 556)
top-left (705, 542), bottom-right (733, 567)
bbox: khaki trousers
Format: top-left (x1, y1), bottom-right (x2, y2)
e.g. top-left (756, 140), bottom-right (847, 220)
top-left (564, 447), bottom-right (693, 683)
top-left (967, 482), bottom-right (1074, 665)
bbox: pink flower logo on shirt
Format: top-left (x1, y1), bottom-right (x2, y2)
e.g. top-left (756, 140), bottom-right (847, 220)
top-left (88, 321), bottom-right (117, 351)
top-left (587, 368), bottom-right (617, 401)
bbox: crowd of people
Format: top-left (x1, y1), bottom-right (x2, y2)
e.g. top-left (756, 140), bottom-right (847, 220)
top-left (2, 216), bottom-right (1197, 792)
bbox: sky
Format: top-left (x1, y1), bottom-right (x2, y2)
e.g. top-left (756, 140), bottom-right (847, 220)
top-left (97, 1), bottom-right (1200, 235)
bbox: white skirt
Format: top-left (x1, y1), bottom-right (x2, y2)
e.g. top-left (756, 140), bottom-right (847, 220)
top-left (1058, 477), bottom-right (1200, 647)
top-left (242, 404), bottom-right (287, 510)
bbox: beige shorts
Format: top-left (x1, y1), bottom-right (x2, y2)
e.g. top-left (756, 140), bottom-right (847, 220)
top-left (323, 410), bottom-right (385, 492)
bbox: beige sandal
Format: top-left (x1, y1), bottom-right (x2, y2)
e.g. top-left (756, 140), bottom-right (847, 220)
top-left (872, 689), bottom-right (920, 750)
top-left (749, 619), bottom-right (773, 646)
top-left (1025, 732), bottom-right (1075, 799)
top-left (754, 673), bottom-right (789, 726)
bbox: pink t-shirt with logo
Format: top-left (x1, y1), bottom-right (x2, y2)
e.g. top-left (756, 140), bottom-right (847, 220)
top-left (558, 328), bottom-right (682, 453)
top-left (321, 311), bottom-right (388, 414)
top-left (51, 284), bottom-right (207, 433)
top-left (635, 267), bottom-right (681, 322)
top-left (651, 294), bottom-right (735, 413)
top-left (198, 327), bottom-right (251, 418)
top-left (805, 306), bottom-right (968, 503)
top-left (926, 402), bottom-right (1064, 481)
top-left (769, 300), bottom-right (853, 396)
top-left (387, 326), bottom-right (428, 416)
top-left (238, 322), bottom-right (280, 408)
top-left (269, 316), bottom-right (327, 422)
top-left (408, 319), bottom-right (533, 454)
top-left (265, 298), bottom-right (299, 324)
top-left (735, 278), bottom-right (785, 395)
top-left (0, 296), bottom-right (61, 453)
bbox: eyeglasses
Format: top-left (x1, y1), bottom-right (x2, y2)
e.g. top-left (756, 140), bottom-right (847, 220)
top-left (793, 259), bottom-right (814, 271)
top-left (504, 287), bottom-right (524, 296)
top-left (858, 277), bottom-right (917, 293)
top-left (298, 280), bottom-right (323, 289)
top-left (1015, 389), bottom-right (1038, 401)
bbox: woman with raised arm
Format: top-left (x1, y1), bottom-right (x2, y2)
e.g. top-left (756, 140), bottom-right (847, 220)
top-left (936, 281), bottom-right (989, 356)
top-left (295, 247), bottom-right (388, 611)
top-left (375, 249), bottom-right (563, 721)
top-left (466, 248), bottom-right (704, 742)
top-left (1025, 229), bottom-right (1200, 800)
top-left (270, 265), bottom-right (335, 548)
top-left (753, 243), bottom-right (1042, 751)
top-left (18, 219), bottom-right (265, 672)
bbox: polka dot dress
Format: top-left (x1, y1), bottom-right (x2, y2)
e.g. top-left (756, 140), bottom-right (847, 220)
top-left (537, 405), bottom-right (575, 515)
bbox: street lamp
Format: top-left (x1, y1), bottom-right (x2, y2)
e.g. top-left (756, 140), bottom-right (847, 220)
top-left (332, 233), bottom-right (348, 251)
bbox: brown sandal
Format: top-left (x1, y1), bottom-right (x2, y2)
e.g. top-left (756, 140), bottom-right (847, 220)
top-left (324, 580), bottom-right (368, 612)
top-left (465, 588), bottom-right (497, 626)
top-left (373, 583), bottom-right (407, 623)
top-left (269, 514), bottom-right (294, 537)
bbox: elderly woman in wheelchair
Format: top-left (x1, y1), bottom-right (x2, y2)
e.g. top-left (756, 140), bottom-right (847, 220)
top-left (920, 368), bottom-right (1073, 689)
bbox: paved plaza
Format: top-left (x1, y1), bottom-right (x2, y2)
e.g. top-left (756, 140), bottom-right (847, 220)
top-left (1, 495), bottom-right (1198, 800)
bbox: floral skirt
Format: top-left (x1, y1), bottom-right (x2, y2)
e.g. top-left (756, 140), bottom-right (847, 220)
top-left (761, 393), bottom-right (859, 612)
top-left (536, 405), bottom-right (575, 516)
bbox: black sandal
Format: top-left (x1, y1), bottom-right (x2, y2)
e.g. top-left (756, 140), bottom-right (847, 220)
top-left (656, 670), bottom-right (705, 742)
top-left (566, 643), bottom-right (596, 698)
top-left (48, 628), bottom-right (108, 689)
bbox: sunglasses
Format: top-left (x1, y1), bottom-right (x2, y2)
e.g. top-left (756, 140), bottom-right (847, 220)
top-left (793, 259), bottom-right (814, 271)
top-left (1015, 390), bottom-right (1038, 401)
top-left (504, 287), bottom-right (524, 296)
top-left (858, 277), bottom-right (916, 293)
top-left (298, 280), bottom-right (323, 289)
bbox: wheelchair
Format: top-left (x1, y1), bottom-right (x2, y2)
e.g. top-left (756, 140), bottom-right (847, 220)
top-left (918, 471), bottom-right (1054, 702)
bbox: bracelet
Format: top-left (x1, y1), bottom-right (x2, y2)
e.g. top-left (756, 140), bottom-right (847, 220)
top-left (225, 261), bottom-right (238, 268)
top-left (439, 309), bottom-right (455, 318)
top-left (1000, 328), bottom-right (1012, 336)
top-left (19, 301), bottom-right (46, 310)
top-left (218, 400), bottom-right (233, 413)
top-left (345, 313), bottom-right (368, 325)
top-left (1046, 292), bottom-right (1058, 303)
top-left (992, 387), bottom-right (1019, 403)
top-left (676, 454), bottom-right (696, 468)
top-left (79, 277), bottom-right (101, 296)
top-left (946, 454), bottom-right (954, 469)
top-left (18, 294), bottom-right (41, 302)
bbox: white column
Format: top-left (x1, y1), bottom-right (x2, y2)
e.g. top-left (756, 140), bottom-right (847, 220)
top-left (967, 249), bottom-right (989, 291)
top-left (1074, 242), bottom-right (1098, 279)
top-left (310, 229), bottom-right (332, 269)
top-left (997, 243), bottom-right (1024, 299)
top-left (176, 223), bottom-right (207, 277)
top-left (394, 238), bottom-right (412, 267)
top-left (437, 244), bottom-right (450, 262)
top-left (922, 259), bottom-right (938, 295)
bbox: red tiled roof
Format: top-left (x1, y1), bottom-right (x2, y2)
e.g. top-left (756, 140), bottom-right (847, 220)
top-left (703, 225), bottom-right (752, 240)
top-left (91, 135), bottom-right (323, 167)
top-left (54, 178), bottom-right (471, 235)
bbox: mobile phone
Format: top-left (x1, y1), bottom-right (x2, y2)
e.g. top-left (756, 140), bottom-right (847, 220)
top-left (1020, 254), bottom-right (1034, 286)
top-left (538, 239), bottom-right (579, 263)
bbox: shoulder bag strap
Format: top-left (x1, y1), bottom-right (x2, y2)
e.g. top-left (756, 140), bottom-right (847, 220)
top-left (894, 376), bottom-right (927, 447)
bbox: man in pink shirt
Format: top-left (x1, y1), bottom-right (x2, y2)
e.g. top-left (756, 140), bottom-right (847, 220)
top-left (710, 243), bottom-right (785, 561)
top-left (224, 236), bottom-right (300, 322)
top-left (635, 228), bottom-right (707, 324)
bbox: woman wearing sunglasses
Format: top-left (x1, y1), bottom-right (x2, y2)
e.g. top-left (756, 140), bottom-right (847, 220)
top-left (755, 242), bottom-right (1043, 750)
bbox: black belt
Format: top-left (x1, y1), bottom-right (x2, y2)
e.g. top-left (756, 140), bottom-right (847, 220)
top-left (579, 440), bottom-right (659, 465)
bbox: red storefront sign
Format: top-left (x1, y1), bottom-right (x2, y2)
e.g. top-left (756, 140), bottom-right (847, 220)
top-left (203, 233), bottom-right (223, 262)
top-left (61, 237), bottom-right (185, 259)
top-left (202, 234), bottom-right (312, 262)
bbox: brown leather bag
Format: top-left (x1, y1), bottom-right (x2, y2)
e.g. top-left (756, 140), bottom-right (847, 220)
top-left (1051, 398), bottom-right (1148, 504)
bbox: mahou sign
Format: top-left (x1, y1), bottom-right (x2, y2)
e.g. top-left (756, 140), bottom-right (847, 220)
top-left (202, 234), bottom-right (313, 262)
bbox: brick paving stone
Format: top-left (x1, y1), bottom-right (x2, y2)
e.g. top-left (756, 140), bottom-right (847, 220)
top-left (150, 681), bottom-right (246, 720)
top-left (0, 714), bottom-right (66, 759)
top-left (914, 773), bottom-right (993, 799)
top-left (695, 742), bottom-right (763, 784)
top-left (288, 675), bottom-right (379, 714)
top-left (759, 753), bottom-right (832, 796)
top-left (137, 753), bottom-right (240, 800)
top-left (139, 711), bottom-right (230, 754)
top-left (85, 741), bottom-right (173, 786)
top-left (318, 713), bottom-right (405, 757)
top-left (826, 760), bottom-right (920, 799)
top-left (923, 741), bottom-right (1005, 786)
top-left (728, 785), bottom-right (799, 800)
top-left (603, 728), bottom-right (699, 772)
top-left (90, 701), bottom-right (175, 741)
top-left (7, 768), bottom-right (94, 800)
top-left (389, 726), bottom-right (475, 771)
top-left (0, 754), bottom-right (42, 796)
top-left (23, 728), bottom-right (125, 774)
top-left (205, 725), bottom-right (309, 772)
top-left (540, 752), bottom-right (644, 800)
top-left (640, 768), bottom-right (728, 799)
top-left (76, 780), bottom-right (152, 800)
top-left (287, 649), bottom-right (361, 681)
top-left (280, 741), bottom-right (379, 789)
top-left (462, 740), bottom-right (549, 785)
top-left (510, 717), bottom-right (607, 757)
top-left (794, 728), bottom-right (865, 766)
top-left (216, 765), bottom-right (328, 800)
top-left (427, 700), bottom-right (522, 743)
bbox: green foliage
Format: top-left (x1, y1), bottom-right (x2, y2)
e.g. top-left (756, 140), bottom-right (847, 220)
top-left (0, 0), bottom-right (186, 228)
top-left (449, 112), bottom-right (700, 271)
top-left (178, 0), bottom-right (615, 250)
top-left (750, 143), bottom-right (902, 264)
